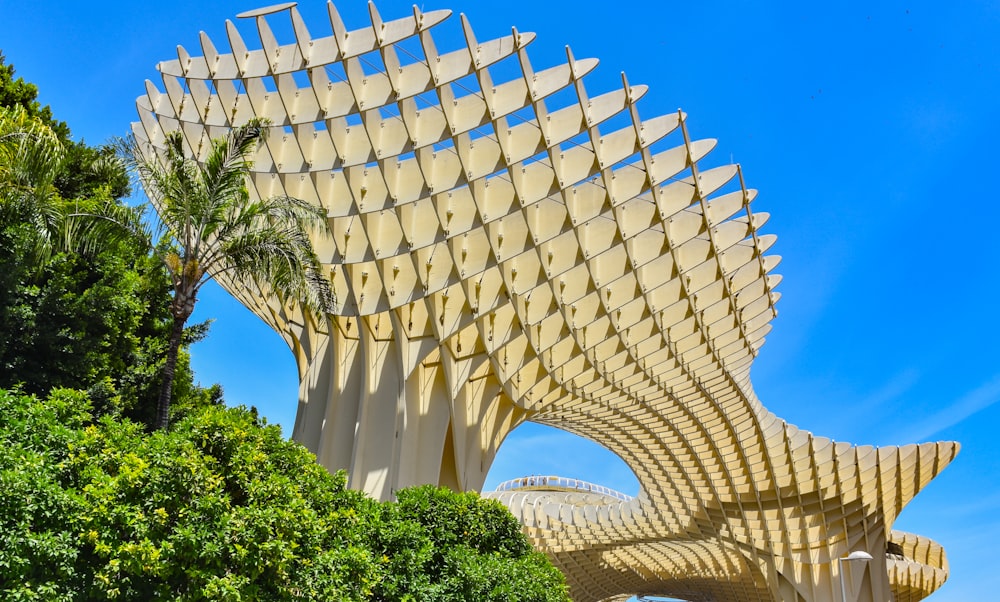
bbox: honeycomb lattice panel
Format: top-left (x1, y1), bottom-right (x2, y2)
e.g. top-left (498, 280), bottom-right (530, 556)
top-left (133, 3), bottom-right (958, 601)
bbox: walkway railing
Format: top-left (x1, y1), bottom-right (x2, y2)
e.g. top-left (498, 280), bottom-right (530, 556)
top-left (493, 475), bottom-right (634, 502)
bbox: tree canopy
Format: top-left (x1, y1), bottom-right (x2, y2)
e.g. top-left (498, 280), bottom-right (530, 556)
top-left (0, 52), bottom-right (70, 142)
top-left (0, 389), bottom-right (570, 601)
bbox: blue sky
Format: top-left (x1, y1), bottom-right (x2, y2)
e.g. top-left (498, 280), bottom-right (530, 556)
top-left (3, 1), bottom-right (998, 599)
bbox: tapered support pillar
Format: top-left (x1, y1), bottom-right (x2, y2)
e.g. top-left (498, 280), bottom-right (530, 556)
top-left (292, 314), bottom-right (522, 500)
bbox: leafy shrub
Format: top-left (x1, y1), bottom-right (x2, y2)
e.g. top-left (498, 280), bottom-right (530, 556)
top-left (0, 389), bottom-right (569, 601)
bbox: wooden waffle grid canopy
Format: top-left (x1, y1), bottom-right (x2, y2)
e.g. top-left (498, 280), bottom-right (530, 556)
top-left (132, 3), bottom-right (959, 601)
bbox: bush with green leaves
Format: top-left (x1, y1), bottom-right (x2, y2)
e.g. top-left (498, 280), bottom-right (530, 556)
top-left (372, 485), bottom-right (569, 601)
top-left (0, 389), bottom-right (569, 601)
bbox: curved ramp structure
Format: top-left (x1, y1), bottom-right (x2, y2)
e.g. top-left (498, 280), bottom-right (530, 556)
top-left (885, 530), bottom-right (951, 602)
top-left (132, 2), bottom-right (959, 600)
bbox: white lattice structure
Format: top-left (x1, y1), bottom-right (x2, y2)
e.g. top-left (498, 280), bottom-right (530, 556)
top-left (133, 3), bottom-right (959, 601)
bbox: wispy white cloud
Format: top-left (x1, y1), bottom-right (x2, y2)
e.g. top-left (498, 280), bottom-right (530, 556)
top-left (859, 368), bottom-right (920, 409)
top-left (893, 375), bottom-right (1000, 443)
top-left (945, 490), bottom-right (1000, 519)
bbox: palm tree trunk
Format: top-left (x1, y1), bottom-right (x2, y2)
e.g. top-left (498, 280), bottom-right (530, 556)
top-left (157, 314), bottom-right (186, 429)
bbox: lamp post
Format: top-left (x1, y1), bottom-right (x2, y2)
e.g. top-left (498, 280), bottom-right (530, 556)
top-left (838, 550), bottom-right (874, 602)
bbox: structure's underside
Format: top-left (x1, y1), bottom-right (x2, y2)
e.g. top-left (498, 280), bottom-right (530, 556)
top-left (133, 2), bottom-right (958, 601)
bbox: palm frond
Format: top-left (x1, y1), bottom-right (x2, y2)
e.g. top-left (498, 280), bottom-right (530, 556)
top-left (119, 121), bottom-right (332, 429)
top-left (63, 196), bottom-right (150, 257)
top-left (123, 121), bottom-right (334, 319)
top-left (0, 105), bottom-right (65, 252)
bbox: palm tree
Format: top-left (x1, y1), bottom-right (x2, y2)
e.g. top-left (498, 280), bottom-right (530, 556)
top-left (2, 105), bottom-right (139, 257)
top-left (0, 105), bottom-right (64, 248)
top-left (125, 121), bottom-right (333, 429)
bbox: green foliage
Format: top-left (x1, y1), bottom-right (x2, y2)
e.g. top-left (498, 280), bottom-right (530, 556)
top-left (372, 486), bottom-right (568, 602)
top-left (0, 201), bottom-right (203, 424)
top-left (123, 122), bottom-right (334, 428)
top-left (0, 52), bottom-right (70, 142)
top-left (0, 240), bottom-right (141, 390)
top-left (0, 55), bottom-right (206, 427)
top-left (0, 390), bottom-right (570, 601)
top-left (0, 53), bottom-right (130, 202)
top-left (0, 104), bottom-right (65, 253)
top-left (0, 390), bottom-right (376, 600)
top-left (0, 83), bottom-right (128, 209)
top-left (55, 141), bottom-right (130, 201)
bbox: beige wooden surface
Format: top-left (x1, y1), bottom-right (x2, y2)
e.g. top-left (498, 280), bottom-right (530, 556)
top-left (133, 3), bottom-right (958, 600)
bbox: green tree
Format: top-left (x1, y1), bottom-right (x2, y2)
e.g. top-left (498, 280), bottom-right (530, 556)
top-left (0, 104), bottom-right (140, 274)
top-left (123, 123), bottom-right (333, 429)
top-left (0, 104), bottom-right (65, 250)
top-left (0, 54), bottom-right (128, 204)
top-left (0, 57), bottom-right (209, 426)
top-left (0, 51), bottom-right (70, 141)
top-left (0, 389), bottom-right (571, 601)
top-left (0, 221), bottom-right (209, 422)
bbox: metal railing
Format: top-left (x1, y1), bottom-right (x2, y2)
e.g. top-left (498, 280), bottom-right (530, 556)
top-left (493, 475), bottom-right (633, 502)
